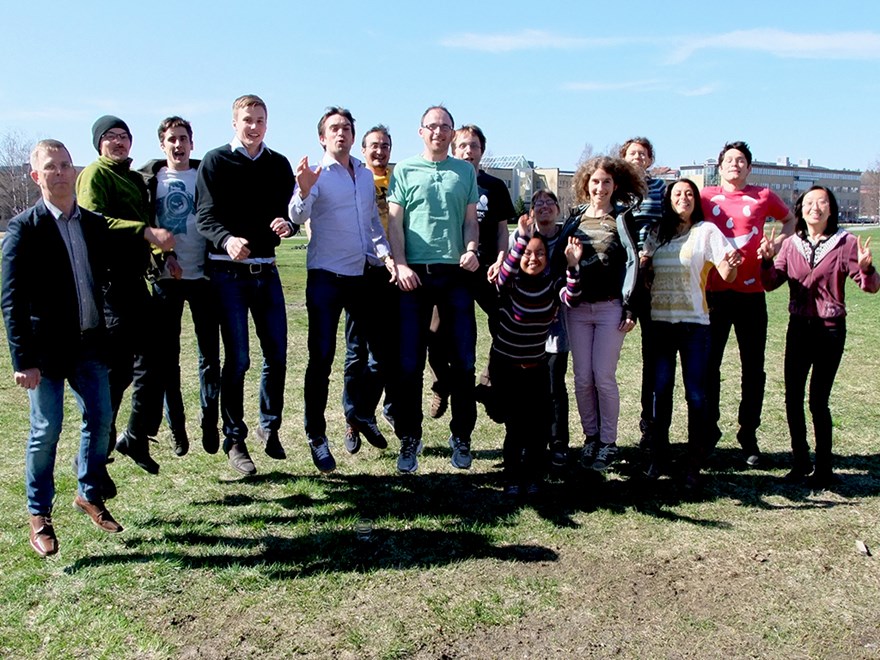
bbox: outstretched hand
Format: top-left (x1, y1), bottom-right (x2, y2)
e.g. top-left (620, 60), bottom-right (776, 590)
top-left (757, 226), bottom-right (777, 261)
top-left (857, 235), bottom-right (873, 271)
top-left (564, 236), bottom-right (582, 267)
top-left (295, 156), bottom-right (322, 198)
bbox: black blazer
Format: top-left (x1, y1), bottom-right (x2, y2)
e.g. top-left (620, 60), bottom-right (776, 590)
top-left (1, 199), bottom-right (109, 378)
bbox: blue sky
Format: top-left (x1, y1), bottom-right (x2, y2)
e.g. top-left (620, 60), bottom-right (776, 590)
top-left (3, 1), bottom-right (879, 176)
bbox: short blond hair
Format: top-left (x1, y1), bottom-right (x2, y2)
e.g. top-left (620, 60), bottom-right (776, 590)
top-left (232, 94), bottom-right (267, 117)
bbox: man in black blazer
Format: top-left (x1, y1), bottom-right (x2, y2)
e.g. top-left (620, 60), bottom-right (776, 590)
top-left (2, 139), bottom-right (124, 558)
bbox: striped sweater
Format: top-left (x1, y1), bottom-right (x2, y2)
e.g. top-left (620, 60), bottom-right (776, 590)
top-left (492, 235), bottom-right (581, 363)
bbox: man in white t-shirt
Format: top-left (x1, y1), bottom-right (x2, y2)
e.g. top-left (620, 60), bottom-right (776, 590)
top-left (140, 117), bottom-right (220, 458)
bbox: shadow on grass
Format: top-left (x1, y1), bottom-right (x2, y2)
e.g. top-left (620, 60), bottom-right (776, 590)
top-left (61, 446), bottom-right (879, 577)
top-left (64, 525), bottom-right (558, 578)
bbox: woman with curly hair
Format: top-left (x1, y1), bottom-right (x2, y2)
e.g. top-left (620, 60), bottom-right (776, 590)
top-left (561, 156), bottom-right (645, 471)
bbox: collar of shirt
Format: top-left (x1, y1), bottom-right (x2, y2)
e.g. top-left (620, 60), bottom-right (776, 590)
top-left (230, 137), bottom-right (267, 161)
top-left (320, 151), bottom-right (363, 173)
top-left (44, 198), bottom-right (81, 222)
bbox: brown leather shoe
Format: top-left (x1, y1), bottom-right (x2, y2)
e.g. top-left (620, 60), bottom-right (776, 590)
top-left (29, 514), bottom-right (58, 557)
top-left (73, 495), bottom-right (123, 533)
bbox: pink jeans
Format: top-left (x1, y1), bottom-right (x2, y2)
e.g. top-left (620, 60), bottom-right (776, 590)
top-left (566, 299), bottom-right (627, 445)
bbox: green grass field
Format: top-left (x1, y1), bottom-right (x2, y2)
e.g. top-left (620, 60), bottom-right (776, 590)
top-left (1, 228), bottom-right (878, 659)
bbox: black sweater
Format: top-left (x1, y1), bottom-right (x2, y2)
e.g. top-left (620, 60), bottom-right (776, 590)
top-left (195, 145), bottom-right (294, 259)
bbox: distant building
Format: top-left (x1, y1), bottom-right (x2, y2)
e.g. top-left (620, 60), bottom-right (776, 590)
top-left (482, 155), bottom-right (579, 216)
top-left (680, 158), bottom-right (862, 222)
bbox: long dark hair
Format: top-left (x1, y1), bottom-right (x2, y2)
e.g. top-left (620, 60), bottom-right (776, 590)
top-left (794, 186), bottom-right (839, 238)
top-left (656, 178), bottom-right (704, 247)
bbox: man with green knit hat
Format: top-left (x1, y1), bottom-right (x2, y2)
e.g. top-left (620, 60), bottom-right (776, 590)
top-left (76, 115), bottom-right (175, 480)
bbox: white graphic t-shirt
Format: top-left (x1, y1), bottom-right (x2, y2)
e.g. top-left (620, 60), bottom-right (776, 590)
top-left (155, 167), bottom-right (205, 280)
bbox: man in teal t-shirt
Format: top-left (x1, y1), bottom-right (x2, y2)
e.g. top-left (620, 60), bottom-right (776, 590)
top-left (387, 105), bottom-right (479, 474)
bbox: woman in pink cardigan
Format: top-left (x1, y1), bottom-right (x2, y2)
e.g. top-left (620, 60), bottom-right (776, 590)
top-left (758, 186), bottom-right (877, 488)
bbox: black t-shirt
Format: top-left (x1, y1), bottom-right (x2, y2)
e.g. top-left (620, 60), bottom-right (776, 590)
top-left (476, 170), bottom-right (516, 267)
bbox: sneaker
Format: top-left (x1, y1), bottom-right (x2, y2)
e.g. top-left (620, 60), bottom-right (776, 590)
top-left (644, 462), bottom-right (664, 480)
top-left (309, 436), bottom-right (336, 473)
top-left (449, 435), bottom-right (473, 470)
top-left (116, 430), bottom-right (160, 475)
top-left (344, 424), bottom-right (361, 455)
top-left (591, 442), bottom-right (619, 471)
top-left (580, 436), bottom-right (600, 469)
top-left (349, 417), bottom-right (388, 449)
top-left (169, 426), bottom-right (189, 457)
top-left (504, 483), bottom-right (521, 497)
top-left (227, 442), bottom-right (256, 476)
top-left (550, 445), bottom-right (568, 469)
top-left (429, 390), bottom-right (449, 419)
top-left (255, 426), bottom-right (286, 460)
top-left (783, 461), bottom-right (813, 483)
top-left (397, 436), bottom-right (421, 473)
top-left (806, 471), bottom-right (839, 489)
top-left (744, 450), bottom-right (761, 468)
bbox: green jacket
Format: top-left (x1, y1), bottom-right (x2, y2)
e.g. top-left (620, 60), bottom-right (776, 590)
top-left (76, 155), bottom-right (157, 279)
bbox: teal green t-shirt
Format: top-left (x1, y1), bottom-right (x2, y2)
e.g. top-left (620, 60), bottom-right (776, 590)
top-left (387, 155), bottom-right (478, 265)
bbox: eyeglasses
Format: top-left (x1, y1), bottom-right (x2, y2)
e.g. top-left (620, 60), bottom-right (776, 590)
top-left (103, 131), bottom-right (130, 142)
top-left (422, 123), bottom-right (453, 134)
top-left (533, 199), bottom-right (558, 208)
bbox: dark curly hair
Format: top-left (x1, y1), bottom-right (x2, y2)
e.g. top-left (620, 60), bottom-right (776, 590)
top-left (572, 156), bottom-right (646, 209)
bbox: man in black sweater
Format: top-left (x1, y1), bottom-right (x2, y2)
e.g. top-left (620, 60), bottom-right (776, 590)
top-left (196, 94), bottom-right (295, 476)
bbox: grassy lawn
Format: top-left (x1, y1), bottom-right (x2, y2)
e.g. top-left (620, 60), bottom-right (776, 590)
top-left (1, 228), bottom-right (879, 659)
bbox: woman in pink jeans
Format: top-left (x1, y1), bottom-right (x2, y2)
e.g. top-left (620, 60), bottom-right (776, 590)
top-left (561, 157), bottom-right (646, 472)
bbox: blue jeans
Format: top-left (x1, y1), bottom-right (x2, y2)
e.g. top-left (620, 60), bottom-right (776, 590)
top-left (152, 278), bottom-right (221, 433)
top-left (26, 339), bottom-right (111, 513)
top-left (341, 265), bottom-right (397, 423)
top-left (394, 264), bottom-right (476, 441)
top-left (707, 290), bottom-right (768, 451)
top-left (651, 321), bottom-right (711, 462)
top-left (211, 264), bottom-right (287, 448)
top-left (305, 268), bottom-right (395, 438)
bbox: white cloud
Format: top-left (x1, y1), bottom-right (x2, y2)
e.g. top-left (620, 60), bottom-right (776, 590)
top-left (562, 80), bottom-right (720, 97)
top-left (679, 84), bottom-right (717, 97)
top-left (562, 80), bottom-right (666, 92)
top-left (667, 29), bottom-right (880, 63)
top-left (440, 29), bottom-right (639, 53)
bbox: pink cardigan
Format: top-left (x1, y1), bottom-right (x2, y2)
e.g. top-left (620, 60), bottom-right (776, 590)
top-left (760, 230), bottom-right (879, 320)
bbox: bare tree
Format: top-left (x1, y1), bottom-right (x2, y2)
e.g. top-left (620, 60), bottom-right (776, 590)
top-left (576, 142), bottom-right (594, 167)
top-left (0, 130), bottom-right (37, 227)
top-left (860, 160), bottom-right (880, 221)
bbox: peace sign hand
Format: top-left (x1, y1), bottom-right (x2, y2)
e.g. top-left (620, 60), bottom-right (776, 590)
top-left (757, 226), bottom-right (777, 261)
